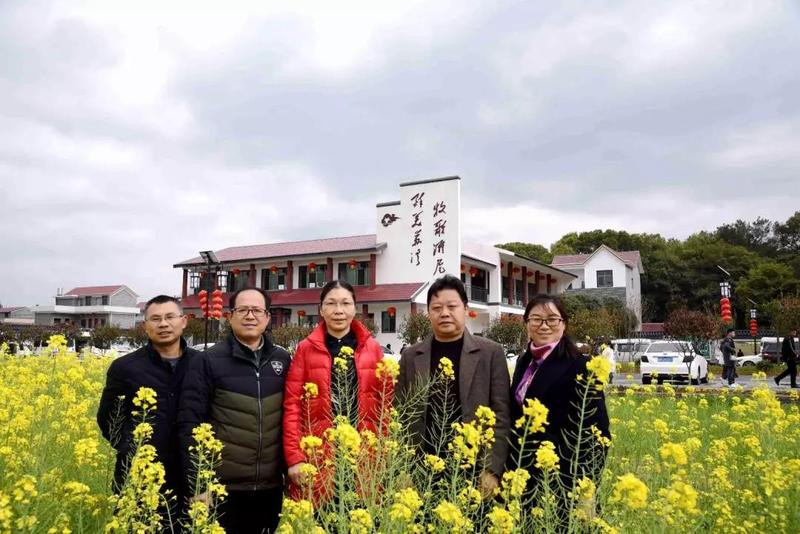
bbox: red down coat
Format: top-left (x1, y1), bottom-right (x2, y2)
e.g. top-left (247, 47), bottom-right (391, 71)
top-left (283, 319), bottom-right (394, 498)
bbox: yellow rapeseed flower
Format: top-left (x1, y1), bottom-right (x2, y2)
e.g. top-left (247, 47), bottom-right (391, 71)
top-left (302, 382), bottom-right (319, 400)
top-left (534, 441), bottom-right (559, 472)
top-left (609, 473), bottom-right (648, 509)
top-left (438, 357), bottom-right (455, 381)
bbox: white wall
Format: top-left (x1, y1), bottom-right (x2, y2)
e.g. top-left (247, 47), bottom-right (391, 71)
top-left (375, 177), bottom-right (462, 285)
top-left (584, 249), bottom-right (626, 289)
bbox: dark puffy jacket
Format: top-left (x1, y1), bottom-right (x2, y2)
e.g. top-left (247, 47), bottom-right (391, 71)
top-left (96, 340), bottom-right (199, 496)
top-left (178, 335), bottom-right (291, 492)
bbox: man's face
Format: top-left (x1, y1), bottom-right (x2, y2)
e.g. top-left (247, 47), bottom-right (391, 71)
top-left (229, 289), bottom-right (270, 341)
top-left (144, 301), bottom-right (186, 346)
top-left (428, 289), bottom-right (467, 341)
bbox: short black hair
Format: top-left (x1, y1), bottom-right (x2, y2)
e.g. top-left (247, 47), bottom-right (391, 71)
top-left (229, 287), bottom-right (271, 310)
top-left (319, 279), bottom-right (357, 304)
top-left (144, 295), bottom-right (182, 316)
top-left (427, 274), bottom-right (468, 307)
top-left (726, 328), bottom-right (735, 334)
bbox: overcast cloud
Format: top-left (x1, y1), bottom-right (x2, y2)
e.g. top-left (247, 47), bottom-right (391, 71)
top-left (1, 0), bottom-right (799, 306)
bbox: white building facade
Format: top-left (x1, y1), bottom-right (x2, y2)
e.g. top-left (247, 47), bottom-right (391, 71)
top-left (551, 245), bottom-right (643, 324)
top-left (174, 177), bottom-right (576, 348)
top-left (32, 285), bottom-right (141, 329)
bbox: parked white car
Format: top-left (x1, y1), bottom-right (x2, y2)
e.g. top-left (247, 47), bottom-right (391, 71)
top-left (734, 354), bottom-right (762, 367)
top-left (640, 341), bottom-right (708, 385)
top-left (611, 338), bottom-right (653, 363)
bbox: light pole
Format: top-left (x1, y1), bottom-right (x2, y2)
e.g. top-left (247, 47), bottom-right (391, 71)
top-left (199, 250), bottom-right (226, 350)
top-left (749, 303), bottom-right (758, 355)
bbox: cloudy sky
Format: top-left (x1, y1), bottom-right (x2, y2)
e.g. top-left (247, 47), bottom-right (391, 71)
top-left (2, 0), bottom-right (799, 306)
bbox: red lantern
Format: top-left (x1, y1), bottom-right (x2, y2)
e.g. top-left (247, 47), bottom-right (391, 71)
top-left (468, 310), bottom-right (478, 319)
top-left (270, 265), bottom-right (278, 274)
top-left (501, 261), bottom-right (505, 269)
top-left (222, 311), bottom-right (230, 319)
top-left (527, 271), bottom-right (534, 278)
top-left (298, 310), bottom-right (306, 318)
top-left (749, 319), bottom-right (757, 337)
top-left (349, 259), bottom-right (357, 269)
top-left (460, 264), bottom-right (465, 272)
top-left (513, 267), bottom-right (521, 274)
top-left (232, 268), bottom-right (241, 275)
top-left (188, 313), bottom-right (196, 319)
top-left (720, 297), bottom-right (733, 324)
top-left (308, 262), bottom-right (317, 273)
top-left (387, 306), bottom-right (397, 317)
top-left (469, 267), bottom-right (478, 277)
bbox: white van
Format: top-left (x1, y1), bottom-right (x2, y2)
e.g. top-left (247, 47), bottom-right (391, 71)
top-left (611, 338), bottom-right (653, 363)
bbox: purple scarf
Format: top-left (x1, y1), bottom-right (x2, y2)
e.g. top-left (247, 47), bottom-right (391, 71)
top-left (514, 338), bottom-right (560, 405)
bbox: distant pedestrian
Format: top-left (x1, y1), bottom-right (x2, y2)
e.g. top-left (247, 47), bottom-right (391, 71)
top-left (386, 343), bottom-right (393, 352)
top-left (720, 328), bottom-right (737, 387)
top-left (775, 329), bottom-right (798, 388)
top-left (736, 348), bottom-right (744, 358)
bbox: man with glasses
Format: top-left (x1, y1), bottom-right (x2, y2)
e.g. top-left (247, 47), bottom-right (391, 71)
top-left (97, 294), bottom-right (199, 517)
top-left (179, 287), bottom-right (291, 534)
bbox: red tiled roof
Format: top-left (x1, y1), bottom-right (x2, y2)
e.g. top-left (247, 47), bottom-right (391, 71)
top-left (62, 285), bottom-right (127, 297)
top-left (552, 248), bottom-right (641, 268)
top-left (180, 283), bottom-right (425, 309)
top-left (0, 307), bottom-right (25, 313)
top-left (174, 234), bottom-right (380, 267)
top-left (640, 323), bottom-right (664, 333)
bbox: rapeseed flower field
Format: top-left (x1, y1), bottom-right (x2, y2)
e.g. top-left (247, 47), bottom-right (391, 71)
top-left (1, 337), bottom-right (799, 533)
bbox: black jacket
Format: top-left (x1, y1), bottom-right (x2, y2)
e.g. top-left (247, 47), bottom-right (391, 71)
top-left (178, 334), bottom-right (291, 492)
top-left (721, 337), bottom-right (736, 364)
top-left (508, 340), bottom-right (610, 489)
top-left (782, 336), bottom-right (798, 363)
top-left (96, 339), bottom-right (199, 495)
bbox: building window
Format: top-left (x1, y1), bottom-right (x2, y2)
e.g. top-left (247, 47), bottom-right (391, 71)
top-left (381, 311), bottom-right (397, 333)
top-left (300, 314), bottom-right (319, 326)
top-left (338, 261), bottom-right (370, 286)
top-left (54, 318), bottom-right (61, 324)
top-left (597, 270), bottom-right (613, 288)
top-left (80, 319), bottom-right (87, 327)
top-left (298, 265), bottom-right (327, 288)
top-left (102, 296), bottom-right (109, 305)
top-left (262, 268), bottom-right (287, 290)
top-left (228, 272), bottom-right (250, 292)
top-left (84, 296), bottom-right (92, 306)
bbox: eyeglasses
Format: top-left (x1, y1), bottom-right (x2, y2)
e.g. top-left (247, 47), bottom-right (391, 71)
top-left (321, 300), bottom-right (355, 310)
top-left (146, 314), bottom-right (183, 324)
top-left (526, 316), bottom-right (564, 327)
top-left (232, 307), bottom-right (269, 317)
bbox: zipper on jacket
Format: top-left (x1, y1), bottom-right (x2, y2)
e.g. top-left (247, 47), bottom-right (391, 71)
top-left (255, 369), bottom-right (263, 490)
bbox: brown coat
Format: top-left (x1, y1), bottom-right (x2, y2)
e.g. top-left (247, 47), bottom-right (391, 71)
top-left (396, 331), bottom-right (511, 475)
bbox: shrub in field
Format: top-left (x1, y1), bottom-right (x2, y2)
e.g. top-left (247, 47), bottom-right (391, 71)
top-left (397, 312), bottom-right (432, 346)
top-left (483, 316), bottom-right (527, 354)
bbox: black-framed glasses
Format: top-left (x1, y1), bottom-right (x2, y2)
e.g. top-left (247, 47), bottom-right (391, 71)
top-left (526, 316), bottom-right (564, 327)
top-left (232, 307), bottom-right (268, 317)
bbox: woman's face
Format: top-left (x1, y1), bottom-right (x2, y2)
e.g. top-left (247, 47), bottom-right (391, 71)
top-left (526, 303), bottom-right (566, 346)
top-left (319, 287), bottom-right (356, 336)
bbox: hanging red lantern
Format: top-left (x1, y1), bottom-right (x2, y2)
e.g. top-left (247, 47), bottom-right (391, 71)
top-left (527, 271), bottom-right (534, 278)
top-left (387, 306), bottom-right (397, 317)
top-left (308, 262), bottom-right (317, 273)
top-left (720, 297), bottom-right (733, 324)
top-left (232, 268), bottom-right (241, 275)
top-left (349, 259), bottom-right (357, 269)
top-left (270, 265), bottom-right (278, 274)
top-left (468, 310), bottom-right (478, 319)
top-left (188, 313), bottom-right (196, 319)
top-left (460, 264), bottom-right (465, 272)
top-left (749, 319), bottom-right (757, 336)
top-left (469, 266), bottom-right (478, 277)
top-left (298, 310), bottom-right (306, 318)
top-left (513, 267), bottom-right (521, 274)
top-left (501, 261), bottom-right (505, 269)
top-left (222, 311), bottom-right (230, 319)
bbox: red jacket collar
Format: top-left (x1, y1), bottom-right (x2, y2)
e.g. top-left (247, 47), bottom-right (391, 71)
top-left (308, 319), bottom-right (372, 350)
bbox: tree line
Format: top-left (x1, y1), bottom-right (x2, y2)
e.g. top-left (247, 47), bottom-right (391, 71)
top-left (498, 210), bottom-right (800, 327)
